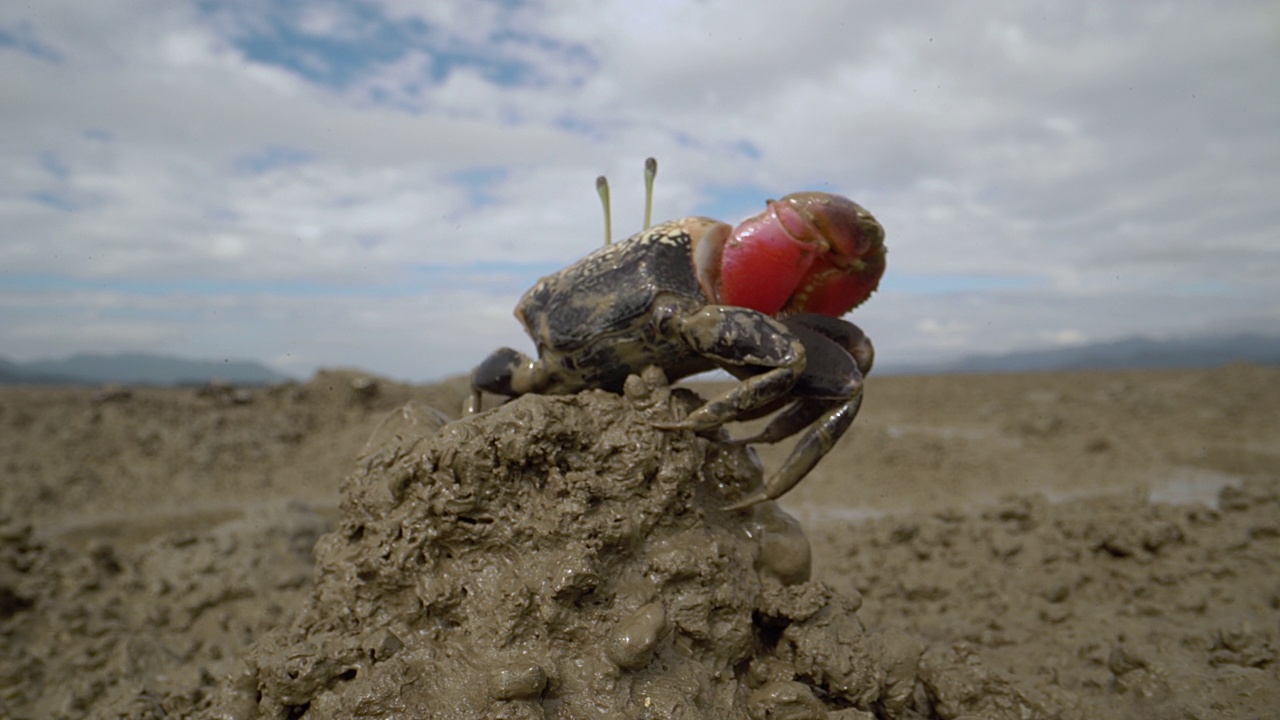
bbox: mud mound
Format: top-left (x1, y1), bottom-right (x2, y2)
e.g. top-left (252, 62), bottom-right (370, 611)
top-left (208, 370), bottom-right (911, 719)
top-left (203, 368), bottom-right (1078, 719)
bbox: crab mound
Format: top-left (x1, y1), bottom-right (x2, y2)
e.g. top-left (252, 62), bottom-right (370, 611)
top-left (218, 370), bottom-right (918, 719)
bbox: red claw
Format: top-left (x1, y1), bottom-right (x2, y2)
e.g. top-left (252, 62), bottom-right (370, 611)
top-left (719, 192), bottom-right (886, 318)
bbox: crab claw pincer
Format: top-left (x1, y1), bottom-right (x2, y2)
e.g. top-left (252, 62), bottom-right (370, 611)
top-left (718, 192), bottom-right (885, 318)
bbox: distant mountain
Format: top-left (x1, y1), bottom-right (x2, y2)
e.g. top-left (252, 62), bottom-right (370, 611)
top-left (0, 353), bottom-right (292, 387)
top-left (882, 333), bottom-right (1280, 375)
top-left (0, 357), bottom-right (72, 385)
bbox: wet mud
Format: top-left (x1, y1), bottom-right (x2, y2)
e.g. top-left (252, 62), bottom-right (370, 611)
top-left (1, 365), bottom-right (1278, 718)
top-left (216, 369), bottom-right (934, 718)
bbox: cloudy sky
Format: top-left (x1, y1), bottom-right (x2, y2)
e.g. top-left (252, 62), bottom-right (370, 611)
top-left (2, 2), bottom-right (1277, 382)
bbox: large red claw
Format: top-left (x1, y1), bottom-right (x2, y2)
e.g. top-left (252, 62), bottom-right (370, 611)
top-left (719, 192), bottom-right (886, 317)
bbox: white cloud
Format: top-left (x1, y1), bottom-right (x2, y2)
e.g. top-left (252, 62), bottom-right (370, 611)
top-left (1044, 329), bottom-right (1087, 347)
top-left (1, 0), bottom-right (1277, 381)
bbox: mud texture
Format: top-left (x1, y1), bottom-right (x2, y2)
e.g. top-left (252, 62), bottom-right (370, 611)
top-left (214, 368), bottom-right (925, 718)
top-left (0, 501), bottom-right (328, 718)
top-left (1, 364), bottom-right (1278, 718)
top-left (819, 480), bottom-right (1280, 719)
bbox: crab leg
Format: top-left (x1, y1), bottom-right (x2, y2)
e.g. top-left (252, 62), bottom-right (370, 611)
top-left (468, 346), bottom-right (551, 414)
top-left (733, 396), bottom-right (838, 444)
top-left (719, 316), bottom-right (872, 509)
top-left (784, 313), bottom-right (875, 375)
top-left (656, 305), bottom-right (806, 432)
top-left (724, 391), bottom-right (864, 511)
top-left (732, 316), bottom-right (868, 443)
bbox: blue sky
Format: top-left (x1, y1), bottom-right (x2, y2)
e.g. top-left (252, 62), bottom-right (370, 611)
top-left (2, 1), bottom-right (1278, 381)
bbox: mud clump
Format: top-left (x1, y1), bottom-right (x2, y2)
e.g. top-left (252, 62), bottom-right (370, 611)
top-left (214, 370), bottom-right (910, 718)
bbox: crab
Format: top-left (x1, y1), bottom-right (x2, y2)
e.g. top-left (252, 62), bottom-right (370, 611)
top-left (469, 159), bottom-right (885, 509)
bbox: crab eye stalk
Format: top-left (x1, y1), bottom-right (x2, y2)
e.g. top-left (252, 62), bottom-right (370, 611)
top-left (719, 192), bottom-right (886, 318)
top-left (643, 157), bottom-right (657, 230)
top-left (595, 157), bottom-right (660, 245)
top-left (596, 175), bottom-right (612, 246)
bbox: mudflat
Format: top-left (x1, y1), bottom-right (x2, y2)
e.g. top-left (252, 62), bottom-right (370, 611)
top-left (1, 364), bottom-right (1276, 718)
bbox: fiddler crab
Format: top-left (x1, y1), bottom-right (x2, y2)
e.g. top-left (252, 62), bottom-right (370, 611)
top-left (469, 159), bottom-right (885, 509)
